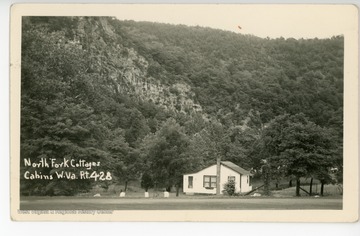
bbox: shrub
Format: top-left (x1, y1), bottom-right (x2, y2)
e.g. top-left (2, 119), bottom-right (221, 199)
top-left (223, 180), bottom-right (236, 196)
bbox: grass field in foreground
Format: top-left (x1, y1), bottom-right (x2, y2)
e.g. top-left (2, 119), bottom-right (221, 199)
top-left (77, 183), bottom-right (342, 198)
top-left (19, 183), bottom-right (343, 210)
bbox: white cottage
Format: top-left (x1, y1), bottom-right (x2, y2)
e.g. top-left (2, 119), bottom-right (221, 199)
top-left (183, 161), bottom-right (252, 195)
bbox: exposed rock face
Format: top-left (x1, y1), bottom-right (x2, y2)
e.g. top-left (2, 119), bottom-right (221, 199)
top-left (75, 17), bottom-right (204, 115)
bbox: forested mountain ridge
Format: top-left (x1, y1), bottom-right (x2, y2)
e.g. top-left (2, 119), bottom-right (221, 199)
top-left (21, 17), bottom-right (343, 196)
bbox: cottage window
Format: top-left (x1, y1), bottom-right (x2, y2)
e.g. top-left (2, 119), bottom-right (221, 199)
top-left (188, 176), bottom-right (193, 189)
top-left (228, 176), bottom-right (235, 182)
top-left (203, 175), bottom-right (217, 188)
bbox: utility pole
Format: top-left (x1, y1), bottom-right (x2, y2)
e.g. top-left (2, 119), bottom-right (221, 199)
top-left (216, 156), bottom-right (221, 195)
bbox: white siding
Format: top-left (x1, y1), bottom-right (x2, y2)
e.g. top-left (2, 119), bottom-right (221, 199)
top-left (220, 165), bottom-right (241, 193)
top-left (240, 174), bottom-right (252, 192)
top-left (183, 164), bottom-right (252, 195)
top-left (184, 165), bottom-right (218, 194)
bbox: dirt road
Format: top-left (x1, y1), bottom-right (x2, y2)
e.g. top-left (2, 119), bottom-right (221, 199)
top-left (20, 196), bottom-right (342, 210)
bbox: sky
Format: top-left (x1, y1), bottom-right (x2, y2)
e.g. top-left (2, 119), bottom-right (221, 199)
top-left (5, 3), bottom-right (357, 39)
top-left (112, 4), bottom-right (357, 39)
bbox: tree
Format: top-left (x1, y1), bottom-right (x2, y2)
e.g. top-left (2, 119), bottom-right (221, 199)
top-left (111, 150), bottom-right (142, 191)
top-left (261, 160), bottom-right (272, 196)
top-left (104, 129), bottom-right (142, 191)
top-left (226, 122), bottom-right (262, 170)
top-left (140, 172), bottom-right (154, 192)
top-left (316, 167), bottom-right (334, 196)
top-left (258, 113), bottom-right (338, 196)
top-left (125, 109), bottom-right (150, 147)
top-left (140, 118), bottom-right (197, 196)
top-left (21, 23), bottom-right (114, 195)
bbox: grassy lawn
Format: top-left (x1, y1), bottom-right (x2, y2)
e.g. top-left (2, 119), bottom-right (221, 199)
top-left (75, 180), bottom-right (343, 198)
top-left (20, 182), bottom-right (343, 210)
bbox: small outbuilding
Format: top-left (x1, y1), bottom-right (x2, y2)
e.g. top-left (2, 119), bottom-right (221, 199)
top-left (183, 161), bottom-right (253, 195)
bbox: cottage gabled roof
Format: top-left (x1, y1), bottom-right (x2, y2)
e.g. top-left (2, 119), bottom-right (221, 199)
top-left (221, 161), bottom-right (252, 176)
top-left (183, 161), bottom-right (252, 176)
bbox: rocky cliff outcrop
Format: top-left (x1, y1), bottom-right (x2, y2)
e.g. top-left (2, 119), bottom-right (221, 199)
top-left (74, 17), bottom-right (204, 115)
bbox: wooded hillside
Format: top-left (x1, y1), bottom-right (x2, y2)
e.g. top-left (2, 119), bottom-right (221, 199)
top-left (20, 17), bottom-right (343, 196)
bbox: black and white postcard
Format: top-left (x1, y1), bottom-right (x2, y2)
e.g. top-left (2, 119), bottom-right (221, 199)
top-left (10, 4), bottom-right (359, 222)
